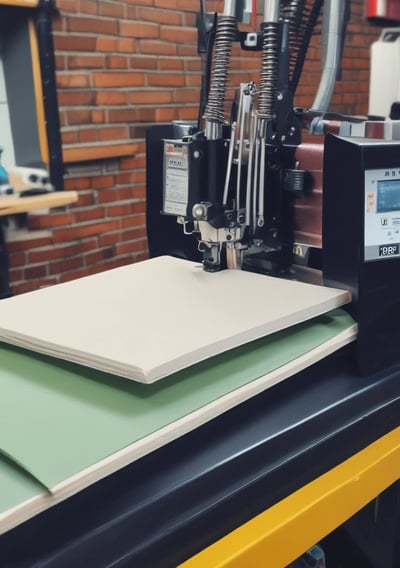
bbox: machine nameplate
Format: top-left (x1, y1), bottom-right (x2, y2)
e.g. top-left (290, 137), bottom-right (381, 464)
top-left (364, 168), bottom-right (400, 261)
top-left (163, 141), bottom-right (189, 216)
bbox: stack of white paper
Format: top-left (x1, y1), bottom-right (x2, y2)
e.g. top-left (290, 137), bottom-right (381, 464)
top-left (0, 256), bottom-right (351, 383)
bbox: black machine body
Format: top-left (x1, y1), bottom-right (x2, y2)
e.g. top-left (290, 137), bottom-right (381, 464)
top-left (323, 134), bottom-right (400, 375)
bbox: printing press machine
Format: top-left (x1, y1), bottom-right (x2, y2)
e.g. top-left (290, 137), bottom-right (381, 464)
top-left (2, 0), bottom-right (400, 566)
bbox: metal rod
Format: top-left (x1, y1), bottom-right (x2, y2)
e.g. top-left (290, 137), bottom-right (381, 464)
top-left (245, 112), bottom-right (257, 226)
top-left (263, 0), bottom-right (280, 22)
top-left (257, 139), bottom-right (265, 226)
top-left (236, 88), bottom-right (246, 215)
top-left (223, 121), bottom-right (237, 205)
top-left (223, 0), bottom-right (237, 17)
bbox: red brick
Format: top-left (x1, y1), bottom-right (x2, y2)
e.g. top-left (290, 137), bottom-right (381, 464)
top-left (138, 40), bottom-right (177, 56)
top-left (160, 26), bottom-right (197, 44)
top-left (64, 177), bottom-right (92, 190)
top-left (183, 12), bottom-right (196, 26)
top-left (98, 126), bottom-right (130, 141)
top-left (53, 220), bottom-right (120, 243)
top-left (114, 172), bottom-right (133, 185)
top-left (137, 7), bottom-right (183, 25)
top-left (179, 107), bottom-right (198, 120)
top-left (124, 0), bottom-right (152, 5)
top-left (54, 34), bottom-right (97, 52)
top-left (7, 237), bottom-right (53, 253)
top-left (119, 20), bottom-right (158, 38)
top-left (114, 238), bottom-right (148, 255)
top-left (98, 188), bottom-right (121, 203)
top-left (147, 73), bottom-right (185, 87)
top-left (59, 110), bottom-right (67, 127)
top-left (92, 110), bottom-right (105, 123)
top-left (96, 91), bottom-right (128, 105)
top-left (67, 109), bottom-right (91, 125)
top-left (108, 108), bottom-right (136, 122)
top-left (98, 231), bottom-right (122, 246)
top-left (92, 175), bottom-right (115, 189)
top-left (79, 0), bottom-right (98, 14)
top-left (99, 1), bottom-right (125, 17)
top-left (88, 258), bottom-right (126, 273)
top-left (25, 264), bottom-right (47, 280)
top-left (129, 56), bottom-right (158, 70)
top-left (154, 0), bottom-right (178, 7)
top-left (61, 131), bottom-right (78, 145)
top-left (177, 0), bottom-right (198, 9)
top-left (58, 91), bottom-right (96, 106)
top-left (9, 268), bottom-right (24, 282)
top-left (28, 245), bottom-right (72, 264)
top-left (121, 213), bottom-right (146, 228)
top-left (49, 256), bottom-right (84, 275)
top-left (93, 72), bottom-right (145, 88)
top-left (78, 128), bottom-right (99, 143)
top-left (134, 107), bottom-right (156, 122)
top-left (155, 107), bottom-right (179, 122)
top-left (106, 203), bottom-right (133, 217)
top-left (55, 55), bottom-right (66, 71)
top-left (130, 170), bottom-right (146, 184)
top-left (68, 55), bottom-right (105, 69)
top-left (131, 201), bottom-right (146, 214)
top-left (8, 251), bottom-right (26, 267)
top-left (68, 17), bottom-right (118, 35)
top-left (185, 74), bottom-right (201, 87)
top-left (132, 251), bottom-right (149, 263)
top-left (116, 38), bottom-right (136, 52)
top-left (172, 88), bottom-right (199, 103)
top-left (96, 37), bottom-right (117, 52)
top-left (74, 207), bottom-right (105, 222)
top-left (57, 73), bottom-right (90, 89)
top-left (56, 0), bottom-right (79, 12)
top-left (177, 45), bottom-right (198, 57)
top-left (185, 59), bottom-right (202, 72)
top-left (72, 192), bottom-right (96, 207)
top-left (107, 55), bottom-right (129, 69)
top-left (120, 154), bottom-right (146, 170)
top-left (59, 268), bottom-right (92, 283)
top-left (121, 226), bottom-right (147, 241)
top-left (28, 212), bottom-right (75, 230)
top-left (84, 247), bottom-right (115, 265)
top-left (160, 58), bottom-right (184, 71)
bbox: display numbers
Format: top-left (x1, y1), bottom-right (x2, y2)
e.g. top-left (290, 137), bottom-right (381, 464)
top-left (379, 244), bottom-right (399, 257)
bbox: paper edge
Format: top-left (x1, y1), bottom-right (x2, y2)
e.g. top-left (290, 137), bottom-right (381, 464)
top-left (0, 293), bottom-right (351, 384)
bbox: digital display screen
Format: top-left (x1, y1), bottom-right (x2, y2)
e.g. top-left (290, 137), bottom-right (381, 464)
top-left (377, 179), bottom-right (400, 212)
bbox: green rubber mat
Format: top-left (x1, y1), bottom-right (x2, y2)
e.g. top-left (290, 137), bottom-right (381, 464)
top-left (0, 309), bottom-right (355, 518)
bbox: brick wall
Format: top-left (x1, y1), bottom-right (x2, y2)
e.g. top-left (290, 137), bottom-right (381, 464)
top-left (7, 0), bottom-right (383, 294)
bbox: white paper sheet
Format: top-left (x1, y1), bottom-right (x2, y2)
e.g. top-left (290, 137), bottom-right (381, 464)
top-left (0, 256), bottom-right (351, 383)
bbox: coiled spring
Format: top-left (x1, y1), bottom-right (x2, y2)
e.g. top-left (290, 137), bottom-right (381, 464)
top-left (282, 0), bottom-right (324, 94)
top-left (281, 0), bottom-right (303, 82)
top-left (258, 22), bottom-right (280, 121)
top-left (203, 15), bottom-right (237, 127)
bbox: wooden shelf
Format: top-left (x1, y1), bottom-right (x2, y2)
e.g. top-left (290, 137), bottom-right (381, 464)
top-left (62, 143), bottom-right (137, 164)
top-left (0, 191), bottom-right (78, 216)
top-left (0, 0), bottom-right (38, 7)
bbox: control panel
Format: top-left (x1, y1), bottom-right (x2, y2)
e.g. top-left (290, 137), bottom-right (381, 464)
top-left (364, 168), bottom-right (400, 261)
